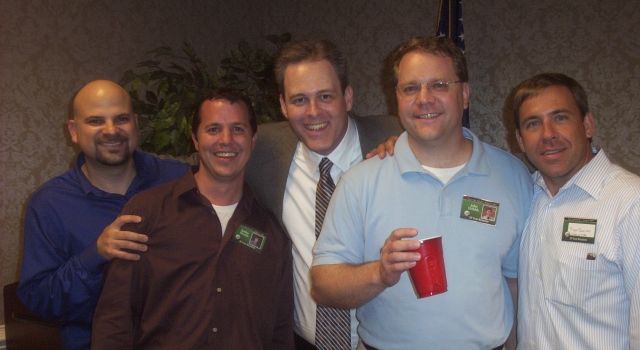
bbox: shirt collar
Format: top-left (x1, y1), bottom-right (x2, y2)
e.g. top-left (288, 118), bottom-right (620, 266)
top-left (394, 127), bottom-right (490, 177)
top-left (298, 117), bottom-right (359, 176)
top-left (74, 150), bottom-right (149, 197)
top-left (533, 148), bottom-right (610, 199)
top-left (173, 166), bottom-right (255, 213)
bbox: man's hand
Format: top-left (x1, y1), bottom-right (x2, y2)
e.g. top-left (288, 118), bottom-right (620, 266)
top-left (97, 215), bottom-right (147, 261)
top-left (365, 135), bottom-right (399, 160)
top-left (378, 228), bottom-right (420, 287)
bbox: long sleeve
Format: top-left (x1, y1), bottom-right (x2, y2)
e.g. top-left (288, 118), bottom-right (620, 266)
top-left (91, 258), bottom-right (135, 350)
top-left (622, 200), bottom-right (640, 348)
top-left (17, 198), bottom-right (108, 325)
top-left (270, 237), bottom-right (294, 349)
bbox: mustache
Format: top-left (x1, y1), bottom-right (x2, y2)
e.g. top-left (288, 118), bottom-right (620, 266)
top-left (98, 134), bottom-right (129, 143)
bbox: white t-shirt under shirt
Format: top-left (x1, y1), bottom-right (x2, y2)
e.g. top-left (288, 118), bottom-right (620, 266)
top-left (422, 163), bottom-right (466, 185)
top-left (212, 203), bottom-right (238, 234)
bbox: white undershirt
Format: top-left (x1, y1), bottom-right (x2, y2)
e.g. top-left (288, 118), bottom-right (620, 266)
top-left (282, 118), bottom-right (361, 349)
top-left (422, 163), bottom-right (466, 185)
top-left (212, 203), bottom-right (238, 235)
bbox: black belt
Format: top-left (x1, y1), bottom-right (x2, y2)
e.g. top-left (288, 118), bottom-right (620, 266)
top-left (362, 342), bottom-right (504, 350)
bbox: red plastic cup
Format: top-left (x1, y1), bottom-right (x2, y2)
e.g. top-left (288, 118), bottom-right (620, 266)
top-left (408, 236), bottom-right (447, 298)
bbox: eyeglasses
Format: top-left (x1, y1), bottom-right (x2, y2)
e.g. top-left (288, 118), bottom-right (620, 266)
top-left (395, 81), bottom-right (461, 98)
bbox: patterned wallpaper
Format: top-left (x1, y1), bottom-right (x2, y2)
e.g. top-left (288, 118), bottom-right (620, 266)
top-left (1, 0), bottom-right (638, 323)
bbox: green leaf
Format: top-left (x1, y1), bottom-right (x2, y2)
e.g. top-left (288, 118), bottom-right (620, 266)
top-left (151, 132), bottom-right (171, 152)
top-left (132, 77), bottom-right (142, 91)
top-left (145, 91), bottom-right (158, 104)
top-left (148, 46), bottom-right (173, 56)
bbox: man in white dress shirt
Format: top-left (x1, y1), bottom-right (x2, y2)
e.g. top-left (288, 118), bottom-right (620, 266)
top-left (514, 73), bottom-right (640, 349)
top-left (245, 40), bottom-right (402, 349)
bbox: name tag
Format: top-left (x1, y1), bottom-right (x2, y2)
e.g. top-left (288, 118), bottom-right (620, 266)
top-left (459, 195), bottom-right (499, 226)
top-left (562, 217), bottom-right (597, 244)
top-left (232, 224), bottom-right (266, 253)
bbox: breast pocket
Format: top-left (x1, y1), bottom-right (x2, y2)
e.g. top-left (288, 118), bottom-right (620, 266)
top-left (549, 251), bottom-right (600, 313)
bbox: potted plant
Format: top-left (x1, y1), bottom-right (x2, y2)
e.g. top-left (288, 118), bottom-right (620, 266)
top-left (120, 33), bottom-right (291, 157)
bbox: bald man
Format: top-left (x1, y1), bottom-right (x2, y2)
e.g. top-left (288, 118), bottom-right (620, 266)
top-left (17, 80), bottom-right (189, 349)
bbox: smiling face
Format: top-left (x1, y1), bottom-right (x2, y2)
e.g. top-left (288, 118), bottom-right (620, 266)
top-left (396, 51), bottom-right (469, 151)
top-left (279, 59), bottom-right (353, 156)
top-left (68, 80), bottom-right (139, 168)
top-left (516, 85), bottom-right (594, 195)
top-left (192, 98), bottom-right (257, 185)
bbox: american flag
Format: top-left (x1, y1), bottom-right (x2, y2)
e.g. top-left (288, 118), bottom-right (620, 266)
top-left (437, 0), bottom-right (469, 128)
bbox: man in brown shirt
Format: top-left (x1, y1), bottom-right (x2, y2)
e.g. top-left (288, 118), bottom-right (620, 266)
top-left (91, 88), bottom-right (294, 349)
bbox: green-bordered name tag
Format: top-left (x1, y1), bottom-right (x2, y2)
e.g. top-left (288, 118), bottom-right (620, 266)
top-left (562, 217), bottom-right (597, 244)
top-left (459, 195), bottom-right (499, 226)
top-left (232, 224), bottom-right (266, 253)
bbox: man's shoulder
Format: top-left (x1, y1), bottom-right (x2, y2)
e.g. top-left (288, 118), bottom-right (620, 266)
top-left (341, 155), bottom-right (394, 188)
top-left (352, 114), bottom-right (402, 133)
top-left (28, 168), bottom-right (82, 205)
top-left (607, 162), bottom-right (640, 195)
top-left (481, 141), bottom-right (531, 175)
top-left (251, 121), bottom-right (297, 162)
top-left (127, 174), bottom-right (184, 207)
top-left (256, 121), bottom-right (294, 140)
top-left (136, 151), bottom-right (190, 173)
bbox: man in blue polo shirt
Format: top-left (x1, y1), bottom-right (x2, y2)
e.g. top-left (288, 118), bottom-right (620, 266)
top-left (311, 37), bottom-right (532, 349)
top-left (17, 80), bottom-right (189, 349)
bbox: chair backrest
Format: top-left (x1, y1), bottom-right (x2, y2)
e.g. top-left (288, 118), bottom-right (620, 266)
top-left (3, 282), bottom-right (62, 350)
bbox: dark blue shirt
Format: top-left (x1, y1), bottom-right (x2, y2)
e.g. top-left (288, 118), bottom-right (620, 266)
top-left (17, 151), bottom-right (189, 350)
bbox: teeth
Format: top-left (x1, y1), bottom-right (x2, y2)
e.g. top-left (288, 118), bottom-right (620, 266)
top-left (306, 122), bottom-right (328, 131)
top-left (100, 142), bottom-right (122, 146)
top-left (416, 113), bottom-right (439, 119)
top-left (542, 150), bottom-right (561, 155)
top-left (215, 152), bottom-right (237, 157)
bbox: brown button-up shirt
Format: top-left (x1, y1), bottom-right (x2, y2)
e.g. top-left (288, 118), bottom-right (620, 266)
top-left (92, 169), bottom-right (294, 349)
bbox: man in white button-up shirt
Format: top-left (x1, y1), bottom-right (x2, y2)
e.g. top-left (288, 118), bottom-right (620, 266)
top-left (245, 40), bottom-right (402, 349)
top-left (514, 73), bottom-right (640, 349)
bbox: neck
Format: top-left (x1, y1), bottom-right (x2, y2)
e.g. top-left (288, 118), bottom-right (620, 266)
top-left (410, 133), bottom-right (473, 168)
top-left (193, 171), bottom-right (244, 206)
top-left (81, 158), bottom-right (137, 195)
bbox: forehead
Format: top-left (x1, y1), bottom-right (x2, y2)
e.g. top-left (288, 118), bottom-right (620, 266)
top-left (519, 85), bottom-right (580, 118)
top-left (283, 59), bottom-right (341, 94)
top-left (397, 51), bottom-right (456, 82)
top-left (199, 99), bottom-right (250, 125)
top-left (74, 90), bottom-right (133, 119)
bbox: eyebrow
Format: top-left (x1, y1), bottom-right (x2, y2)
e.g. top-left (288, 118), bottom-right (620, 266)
top-left (522, 108), bottom-right (573, 121)
top-left (287, 89), bottom-right (336, 99)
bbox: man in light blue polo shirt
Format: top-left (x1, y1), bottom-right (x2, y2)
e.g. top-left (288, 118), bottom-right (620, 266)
top-left (310, 37), bottom-right (532, 349)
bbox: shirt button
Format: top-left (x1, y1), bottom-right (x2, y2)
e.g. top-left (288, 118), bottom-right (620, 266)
top-left (541, 236), bottom-right (546, 241)
top-left (217, 287), bottom-right (222, 292)
top-left (532, 307), bottom-right (537, 312)
top-left (535, 271), bottom-right (540, 276)
top-left (212, 328), bottom-right (218, 332)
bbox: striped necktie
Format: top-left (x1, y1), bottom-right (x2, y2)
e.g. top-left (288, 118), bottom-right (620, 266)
top-left (315, 157), bottom-right (351, 349)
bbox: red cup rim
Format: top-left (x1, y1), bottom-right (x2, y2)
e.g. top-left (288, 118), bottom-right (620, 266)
top-left (418, 236), bottom-right (442, 243)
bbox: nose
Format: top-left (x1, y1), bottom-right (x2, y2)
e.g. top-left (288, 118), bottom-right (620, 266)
top-left (415, 84), bottom-right (435, 105)
top-left (540, 119), bottom-right (558, 141)
top-left (307, 100), bottom-right (320, 116)
top-left (102, 120), bottom-right (118, 135)
top-left (219, 128), bottom-right (232, 144)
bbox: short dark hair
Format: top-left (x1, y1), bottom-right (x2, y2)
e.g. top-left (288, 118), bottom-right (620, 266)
top-left (512, 73), bottom-right (589, 129)
top-left (391, 36), bottom-right (468, 86)
top-left (192, 88), bottom-right (257, 136)
top-left (273, 40), bottom-right (349, 95)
